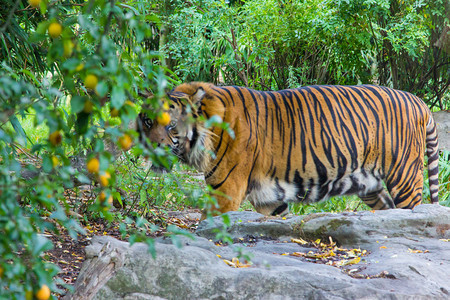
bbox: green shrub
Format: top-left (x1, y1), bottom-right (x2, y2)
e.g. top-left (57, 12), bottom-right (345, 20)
top-left (0, 0), bottom-right (172, 297)
top-left (155, 0), bottom-right (448, 107)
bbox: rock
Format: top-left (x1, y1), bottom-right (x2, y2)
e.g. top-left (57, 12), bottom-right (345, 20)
top-left (294, 204), bottom-right (450, 247)
top-left (167, 210), bottom-right (202, 221)
top-left (197, 205), bottom-right (450, 247)
top-left (66, 204), bottom-right (450, 299)
top-left (433, 111), bottom-right (450, 151)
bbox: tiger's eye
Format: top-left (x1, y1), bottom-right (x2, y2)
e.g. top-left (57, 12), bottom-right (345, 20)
top-left (144, 117), bottom-right (153, 128)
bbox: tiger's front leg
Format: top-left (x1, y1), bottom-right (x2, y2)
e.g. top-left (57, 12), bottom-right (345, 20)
top-left (200, 191), bottom-right (245, 220)
top-left (202, 171), bottom-right (248, 219)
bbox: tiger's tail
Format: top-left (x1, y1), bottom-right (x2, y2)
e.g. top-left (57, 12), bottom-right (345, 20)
top-left (426, 115), bottom-right (440, 204)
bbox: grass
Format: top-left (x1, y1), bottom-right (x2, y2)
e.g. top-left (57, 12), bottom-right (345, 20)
top-left (240, 194), bottom-right (369, 215)
top-left (4, 96), bottom-right (126, 155)
top-left (422, 150), bottom-right (450, 206)
top-left (436, 150), bottom-right (450, 206)
top-left (2, 107), bottom-right (49, 148)
top-left (114, 156), bottom-right (207, 216)
top-left (290, 195), bottom-right (370, 215)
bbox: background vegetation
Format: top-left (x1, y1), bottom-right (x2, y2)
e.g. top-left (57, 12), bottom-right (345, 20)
top-left (0, 0), bottom-right (449, 298)
top-left (158, 0), bottom-right (450, 109)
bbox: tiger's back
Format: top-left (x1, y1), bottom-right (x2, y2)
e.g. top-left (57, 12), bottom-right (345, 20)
top-left (139, 83), bottom-right (440, 216)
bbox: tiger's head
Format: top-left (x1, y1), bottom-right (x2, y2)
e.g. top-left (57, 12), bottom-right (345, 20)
top-left (137, 85), bottom-right (212, 171)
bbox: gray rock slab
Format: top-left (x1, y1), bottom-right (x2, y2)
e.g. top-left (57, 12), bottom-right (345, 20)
top-left (433, 111), bottom-right (450, 151)
top-left (67, 204), bottom-right (450, 299)
top-left (196, 205), bottom-right (450, 247)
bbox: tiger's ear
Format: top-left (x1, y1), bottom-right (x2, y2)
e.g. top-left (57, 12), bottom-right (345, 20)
top-left (191, 87), bottom-right (206, 104)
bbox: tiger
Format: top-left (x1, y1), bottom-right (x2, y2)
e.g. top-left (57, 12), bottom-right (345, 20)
top-left (137, 82), bottom-right (440, 216)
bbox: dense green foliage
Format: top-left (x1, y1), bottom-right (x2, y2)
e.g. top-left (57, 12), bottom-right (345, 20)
top-left (0, 0), bottom-right (182, 297)
top-left (0, 0), bottom-right (449, 298)
top-left (157, 0), bottom-right (449, 109)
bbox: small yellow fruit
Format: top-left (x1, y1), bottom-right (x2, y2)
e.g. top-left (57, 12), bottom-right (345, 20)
top-left (83, 100), bottom-right (94, 113)
top-left (99, 191), bottom-right (106, 201)
top-left (162, 102), bottom-right (170, 111)
top-left (63, 40), bottom-right (74, 57)
top-left (99, 191), bottom-right (113, 205)
top-left (156, 112), bottom-right (171, 126)
top-left (84, 74), bottom-right (98, 90)
top-left (48, 22), bottom-right (63, 39)
top-left (125, 100), bottom-right (135, 107)
top-left (0, 266), bottom-right (3, 278)
top-left (86, 158), bottom-right (100, 174)
top-left (35, 284), bottom-right (50, 300)
top-left (75, 63), bottom-right (84, 72)
top-left (110, 108), bottom-right (119, 117)
top-left (49, 130), bottom-right (62, 146)
top-left (118, 134), bottom-right (132, 151)
top-left (28, 0), bottom-right (41, 8)
top-left (51, 155), bottom-right (59, 167)
top-left (99, 171), bottom-right (111, 187)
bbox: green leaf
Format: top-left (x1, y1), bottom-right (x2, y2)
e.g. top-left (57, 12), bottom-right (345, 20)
top-left (71, 96), bottom-right (86, 114)
top-left (140, 189), bottom-right (147, 205)
top-left (94, 139), bottom-right (105, 152)
top-left (76, 173), bottom-right (91, 184)
top-left (221, 213), bottom-right (231, 227)
top-left (40, 0), bottom-right (47, 14)
top-left (31, 143), bottom-right (44, 153)
top-left (42, 155), bottom-right (52, 173)
top-left (145, 238), bottom-right (156, 259)
top-left (111, 85), bottom-right (126, 108)
top-left (129, 234), bottom-right (137, 245)
top-left (50, 207), bottom-right (68, 222)
top-left (113, 191), bottom-right (122, 206)
top-left (31, 234), bottom-right (53, 256)
top-left (76, 112), bottom-right (90, 134)
top-left (9, 115), bottom-right (27, 146)
top-left (96, 81), bottom-right (108, 97)
top-left (62, 58), bottom-right (81, 72)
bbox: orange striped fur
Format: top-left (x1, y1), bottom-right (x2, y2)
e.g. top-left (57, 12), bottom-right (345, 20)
top-left (138, 82), bottom-right (440, 215)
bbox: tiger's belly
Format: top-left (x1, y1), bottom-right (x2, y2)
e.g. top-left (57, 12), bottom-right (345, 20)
top-left (246, 170), bottom-right (383, 215)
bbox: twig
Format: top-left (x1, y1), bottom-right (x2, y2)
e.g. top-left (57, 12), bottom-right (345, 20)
top-left (125, 165), bottom-right (152, 215)
top-left (223, 29), bottom-right (248, 86)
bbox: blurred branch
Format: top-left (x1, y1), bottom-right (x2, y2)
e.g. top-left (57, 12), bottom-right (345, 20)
top-left (103, 0), bottom-right (116, 37)
top-left (16, 2), bottom-right (86, 13)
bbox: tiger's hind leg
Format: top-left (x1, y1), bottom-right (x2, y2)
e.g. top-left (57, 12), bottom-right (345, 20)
top-left (246, 178), bottom-right (293, 216)
top-left (386, 167), bottom-right (424, 209)
top-left (251, 201), bottom-right (289, 216)
top-left (359, 189), bottom-right (395, 210)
